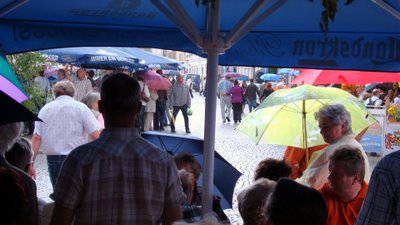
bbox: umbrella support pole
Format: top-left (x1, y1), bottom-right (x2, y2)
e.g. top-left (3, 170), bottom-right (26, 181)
top-left (302, 101), bottom-right (309, 165)
top-left (201, 50), bottom-right (220, 215)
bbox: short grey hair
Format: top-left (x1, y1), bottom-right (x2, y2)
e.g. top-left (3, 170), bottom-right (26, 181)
top-left (81, 92), bottom-right (100, 110)
top-left (53, 80), bottom-right (75, 98)
top-left (315, 104), bottom-right (352, 135)
top-left (0, 122), bottom-right (23, 155)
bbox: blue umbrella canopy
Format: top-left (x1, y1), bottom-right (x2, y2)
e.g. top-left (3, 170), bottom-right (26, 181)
top-left (141, 132), bottom-right (241, 209)
top-left (237, 75), bottom-right (250, 81)
top-left (115, 47), bottom-right (184, 70)
top-left (0, 1), bottom-right (399, 71)
top-left (41, 47), bottom-right (147, 71)
top-left (260, 73), bottom-right (281, 81)
top-left (1, 0), bottom-right (400, 215)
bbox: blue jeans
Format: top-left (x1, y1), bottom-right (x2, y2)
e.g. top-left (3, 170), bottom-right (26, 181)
top-left (47, 155), bottom-right (67, 189)
top-left (247, 99), bottom-right (258, 112)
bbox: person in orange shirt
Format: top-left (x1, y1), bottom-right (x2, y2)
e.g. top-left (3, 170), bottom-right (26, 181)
top-left (284, 126), bottom-right (368, 180)
top-left (318, 146), bottom-right (368, 225)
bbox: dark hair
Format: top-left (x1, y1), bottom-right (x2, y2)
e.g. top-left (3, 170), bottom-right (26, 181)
top-left (100, 73), bottom-right (141, 116)
top-left (88, 70), bottom-right (95, 77)
top-left (254, 158), bottom-right (291, 181)
top-left (329, 146), bottom-right (365, 181)
top-left (265, 178), bottom-right (327, 225)
top-left (234, 80), bottom-right (239, 85)
top-left (173, 153), bottom-right (201, 180)
top-left (156, 69), bottom-right (163, 75)
top-left (58, 69), bottom-right (66, 76)
top-left (238, 178), bottom-right (276, 225)
top-left (5, 138), bottom-right (32, 173)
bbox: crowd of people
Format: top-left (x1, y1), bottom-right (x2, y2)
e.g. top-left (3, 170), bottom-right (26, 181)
top-left (1, 67), bottom-right (400, 225)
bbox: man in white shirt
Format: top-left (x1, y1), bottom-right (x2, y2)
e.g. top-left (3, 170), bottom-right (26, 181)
top-left (364, 89), bottom-right (383, 108)
top-left (32, 80), bottom-right (100, 188)
top-left (186, 77), bottom-right (194, 98)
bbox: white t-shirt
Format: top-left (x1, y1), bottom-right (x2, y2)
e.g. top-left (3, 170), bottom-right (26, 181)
top-left (186, 78), bottom-right (192, 89)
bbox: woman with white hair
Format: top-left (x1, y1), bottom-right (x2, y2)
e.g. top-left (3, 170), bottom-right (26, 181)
top-left (296, 104), bottom-right (370, 189)
top-left (81, 92), bottom-right (104, 129)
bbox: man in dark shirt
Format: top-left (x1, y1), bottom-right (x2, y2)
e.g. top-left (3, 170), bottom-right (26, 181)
top-left (245, 78), bottom-right (260, 112)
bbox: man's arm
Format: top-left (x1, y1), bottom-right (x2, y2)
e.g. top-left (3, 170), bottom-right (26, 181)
top-left (31, 133), bottom-right (42, 161)
top-left (89, 130), bottom-right (100, 140)
top-left (161, 205), bottom-right (181, 225)
top-left (49, 203), bottom-right (75, 225)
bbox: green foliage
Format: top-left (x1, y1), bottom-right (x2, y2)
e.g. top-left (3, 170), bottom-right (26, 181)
top-left (309, 0), bottom-right (355, 33)
top-left (7, 52), bottom-right (48, 114)
top-left (195, 0), bottom-right (355, 34)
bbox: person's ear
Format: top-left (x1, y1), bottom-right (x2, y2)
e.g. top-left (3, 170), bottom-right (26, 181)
top-left (352, 173), bottom-right (362, 185)
top-left (98, 100), bottom-right (104, 113)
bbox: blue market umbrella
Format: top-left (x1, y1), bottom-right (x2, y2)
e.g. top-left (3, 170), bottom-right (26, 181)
top-left (41, 47), bottom-right (147, 71)
top-left (236, 75), bottom-right (249, 81)
top-left (2, 0), bottom-right (400, 215)
top-left (114, 47), bottom-right (184, 71)
top-left (141, 131), bottom-right (241, 209)
top-left (260, 73), bottom-right (281, 81)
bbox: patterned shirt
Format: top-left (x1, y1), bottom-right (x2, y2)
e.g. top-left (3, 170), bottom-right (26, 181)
top-left (355, 150), bottom-right (400, 225)
top-left (72, 77), bottom-right (93, 101)
top-left (34, 95), bottom-right (100, 155)
top-left (51, 128), bottom-right (185, 225)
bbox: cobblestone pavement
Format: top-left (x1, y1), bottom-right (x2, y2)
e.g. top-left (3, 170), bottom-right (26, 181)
top-left (34, 92), bottom-right (382, 225)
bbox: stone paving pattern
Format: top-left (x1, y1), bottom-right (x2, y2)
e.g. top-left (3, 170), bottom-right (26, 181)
top-left (34, 92), bottom-right (382, 225)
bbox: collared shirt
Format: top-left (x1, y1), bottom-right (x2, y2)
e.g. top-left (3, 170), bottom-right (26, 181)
top-left (170, 82), bottom-right (191, 108)
top-left (51, 128), bottom-right (185, 225)
top-left (34, 95), bottom-right (100, 155)
top-left (72, 77), bottom-right (93, 101)
top-left (319, 181), bottom-right (368, 225)
top-left (297, 134), bottom-right (370, 189)
top-left (355, 151), bottom-right (400, 225)
top-left (217, 79), bottom-right (233, 95)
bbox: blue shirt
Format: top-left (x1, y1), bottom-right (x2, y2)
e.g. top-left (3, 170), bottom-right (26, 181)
top-left (217, 79), bottom-right (233, 95)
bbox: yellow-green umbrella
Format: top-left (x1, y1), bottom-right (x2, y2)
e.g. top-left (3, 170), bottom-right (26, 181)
top-left (237, 85), bottom-right (377, 151)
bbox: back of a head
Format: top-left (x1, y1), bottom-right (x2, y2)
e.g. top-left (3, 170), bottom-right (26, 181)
top-left (238, 178), bottom-right (276, 225)
top-left (100, 73), bottom-right (141, 116)
top-left (52, 80), bottom-right (76, 98)
top-left (5, 138), bottom-right (32, 172)
top-left (254, 158), bottom-right (292, 181)
top-left (265, 178), bottom-right (327, 225)
top-left (0, 122), bottom-right (23, 155)
top-left (81, 92), bottom-right (100, 109)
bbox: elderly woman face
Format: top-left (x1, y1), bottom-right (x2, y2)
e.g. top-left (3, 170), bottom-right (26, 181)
top-left (318, 116), bottom-right (345, 144)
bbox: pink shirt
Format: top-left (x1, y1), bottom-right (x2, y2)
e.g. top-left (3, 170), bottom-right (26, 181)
top-left (228, 85), bottom-right (244, 103)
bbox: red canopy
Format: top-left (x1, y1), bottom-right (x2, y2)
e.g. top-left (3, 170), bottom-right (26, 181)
top-left (291, 69), bottom-right (400, 85)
